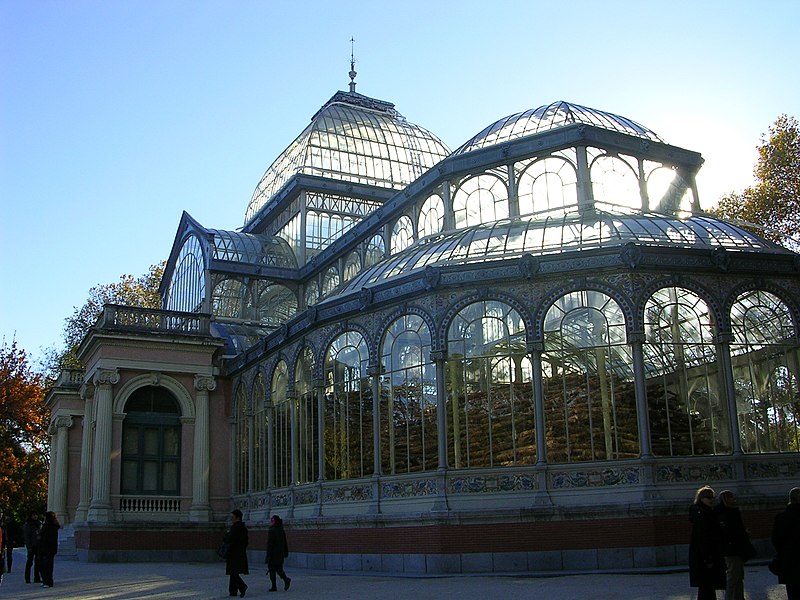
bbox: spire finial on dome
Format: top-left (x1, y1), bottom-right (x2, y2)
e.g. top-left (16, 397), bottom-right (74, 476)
top-left (349, 37), bottom-right (357, 93)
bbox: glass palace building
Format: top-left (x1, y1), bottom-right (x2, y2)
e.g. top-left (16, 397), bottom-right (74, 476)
top-left (46, 75), bottom-right (800, 572)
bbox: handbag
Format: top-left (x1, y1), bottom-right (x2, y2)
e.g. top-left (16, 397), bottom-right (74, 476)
top-left (217, 541), bottom-right (231, 559)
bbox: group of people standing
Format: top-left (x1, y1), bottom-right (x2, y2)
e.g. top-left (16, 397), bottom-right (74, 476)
top-left (689, 486), bottom-right (800, 600)
top-left (223, 510), bottom-right (291, 597)
top-left (0, 510), bottom-right (61, 588)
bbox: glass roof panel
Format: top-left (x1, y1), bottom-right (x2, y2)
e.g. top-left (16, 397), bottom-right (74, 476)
top-left (454, 101), bottom-right (663, 156)
top-left (208, 229), bottom-right (297, 268)
top-left (338, 210), bottom-right (785, 296)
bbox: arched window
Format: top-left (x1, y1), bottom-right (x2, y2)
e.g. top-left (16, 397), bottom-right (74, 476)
top-left (322, 267), bottom-right (340, 299)
top-left (252, 373), bottom-right (267, 491)
top-left (256, 283), bottom-right (297, 326)
top-left (295, 348), bottom-right (318, 484)
top-left (646, 165), bottom-right (693, 214)
top-left (644, 287), bottom-right (729, 456)
top-left (165, 234), bottom-right (205, 313)
top-left (380, 314), bottom-right (437, 474)
top-left (542, 290), bottom-right (637, 463)
top-left (590, 152), bottom-right (641, 211)
top-left (233, 384), bottom-right (249, 495)
top-left (391, 215), bottom-right (415, 255)
top-left (730, 290), bottom-right (800, 453)
top-left (343, 252), bottom-right (362, 283)
top-left (453, 174), bottom-right (509, 228)
top-left (272, 361), bottom-right (291, 488)
top-left (212, 278), bottom-right (244, 319)
top-left (517, 157), bottom-right (578, 217)
top-left (418, 194), bottom-right (444, 238)
top-left (364, 234), bottom-right (386, 268)
top-left (324, 331), bottom-right (372, 480)
top-left (446, 300), bottom-right (535, 468)
top-left (121, 386), bottom-right (181, 496)
top-left (305, 281), bottom-right (319, 308)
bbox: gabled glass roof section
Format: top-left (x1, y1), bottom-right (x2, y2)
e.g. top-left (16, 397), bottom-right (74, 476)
top-left (208, 229), bottom-right (297, 268)
top-left (454, 101), bottom-right (664, 155)
top-left (244, 91), bottom-right (451, 226)
top-left (340, 211), bottom-right (784, 293)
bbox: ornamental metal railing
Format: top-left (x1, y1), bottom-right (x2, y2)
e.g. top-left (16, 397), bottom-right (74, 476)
top-left (118, 495), bottom-right (184, 513)
top-left (98, 304), bottom-right (211, 336)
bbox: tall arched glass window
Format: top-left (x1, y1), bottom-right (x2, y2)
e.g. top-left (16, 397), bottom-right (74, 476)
top-left (272, 361), bottom-right (291, 487)
top-left (380, 314), bottom-right (437, 474)
top-left (256, 283), bottom-right (297, 326)
top-left (324, 331), bottom-right (373, 480)
top-left (418, 194), bottom-right (444, 238)
top-left (212, 278), bottom-right (245, 319)
top-left (446, 300), bottom-right (535, 469)
top-left (343, 252), bottom-right (362, 283)
top-left (322, 267), bottom-right (340, 299)
top-left (233, 384), bottom-right (249, 495)
top-left (542, 290), bottom-right (637, 463)
top-left (252, 373), bottom-right (267, 491)
top-left (391, 215), bottom-right (415, 255)
top-left (295, 348), bottom-right (318, 484)
top-left (364, 234), bottom-right (386, 269)
top-left (730, 290), bottom-right (800, 453)
top-left (121, 386), bottom-right (181, 496)
top-left (589, 151), bottom-right (641, 211)
top-left (165, 234), bottom-right (205, 313)
top-left (453, 174), bottom-right (509, 229)
top-left (517, 157), bottom-right (577, 217)
top-left (644, 287), bottom-right (729, 456)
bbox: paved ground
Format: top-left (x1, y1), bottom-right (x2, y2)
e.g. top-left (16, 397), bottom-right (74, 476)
top-left (0, 552), bottom-right (789, 600)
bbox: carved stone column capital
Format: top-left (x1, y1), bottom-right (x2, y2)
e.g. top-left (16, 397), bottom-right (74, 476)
top-left (194, 374), bottom-right (217, 392)
top-left (93, 369), bottom-right (120, 387)
top-left (55, 415), bottom-right (74, 429)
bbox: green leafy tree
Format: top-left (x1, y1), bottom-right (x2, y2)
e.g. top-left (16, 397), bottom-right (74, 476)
top-left (0, 339), bottom-right (50, 520)
top-left (713, 115), bottom-right (800, 248)
top-left (45, 261), bottom-right (165, 374)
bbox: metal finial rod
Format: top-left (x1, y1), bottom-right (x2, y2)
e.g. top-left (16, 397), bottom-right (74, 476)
top-left (349, 37), bottom-right (357, 93)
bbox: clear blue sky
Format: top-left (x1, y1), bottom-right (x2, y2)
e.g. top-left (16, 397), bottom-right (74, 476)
top-left (2, 0), bottom-right (798, 366)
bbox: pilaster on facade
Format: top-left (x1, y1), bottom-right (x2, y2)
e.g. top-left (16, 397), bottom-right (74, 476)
top-left (48, 414), bottom-right (74, 522)
top-left (190, 374), bottom-right (215, 522)
top-left (87, 368), bottom-right (119, 523)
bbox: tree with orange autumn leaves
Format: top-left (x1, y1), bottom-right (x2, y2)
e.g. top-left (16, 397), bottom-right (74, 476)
top-left (0, 339), bottom-right (50, 520)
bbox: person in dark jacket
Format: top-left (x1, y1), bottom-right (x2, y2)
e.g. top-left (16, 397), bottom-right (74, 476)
top-left (224, 509), bottom-right (249, 597)
top-left (265, 515), bottom-right (291, 591)
top-left (37, 511), bottom-right (60, 588)
top-left (23, 511), bottom-right (41, 584)
top-left (689, 486), bottom-right (726, 600)
top-left (772, 486), bottom-right (800, 600)
top-left (715, 490), bottom-right (754, 600)
top-left (1, 514), bottom-right (19, 574)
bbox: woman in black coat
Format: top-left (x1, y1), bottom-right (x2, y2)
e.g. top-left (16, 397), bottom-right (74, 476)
top-left (772, 487), bottom-right (800, 600)
top-left (266, 515), bottom-right (291, 591)
top-left (37, 511), bottom-right (60, 588)
top-left (224, 509), bottom-right (249, 597)
top-left (689, 486), bottom-right (726, 600)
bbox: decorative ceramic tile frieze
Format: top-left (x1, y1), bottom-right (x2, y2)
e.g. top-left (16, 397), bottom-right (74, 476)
top-left (656, 462), bottom-right (733, 482)
top-left (295, 488), bottom-right (319, 505)
top-left (382, 478), bottom-right (437, 498)
top-left (323, 484), bottom-right (373, 503)
top-left (550, 467), bottom-right (639, 488)
top-left (745, 460), bottom-right (800, 478)
top-left (272, 492), bottom-right (291, 507)
top-left (448, 473), bottom-right (536, 494)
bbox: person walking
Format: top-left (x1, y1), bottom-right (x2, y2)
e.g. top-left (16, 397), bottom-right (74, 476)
top-left (22, 511), bottom-right (41, 584)
top-left (689, 486), bottom-right (726, 600)
top-left (1, 514), bottom-right (19, 573)
top-left (266, 515), bottom-right (291, 592)
top-left (716, 490), bottom-right (755, 600)
top-left (224, 509), bottom-right (249, 597)
top-left (37, 511), bottom-right (60, 588)
top-left (772, 486), bottom-right (800, 600)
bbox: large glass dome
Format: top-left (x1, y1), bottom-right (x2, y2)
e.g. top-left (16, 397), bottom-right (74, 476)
top-left (244, 91), bottom-right (451, 225)
top-left (454, 100), bottom-right (664, 155)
